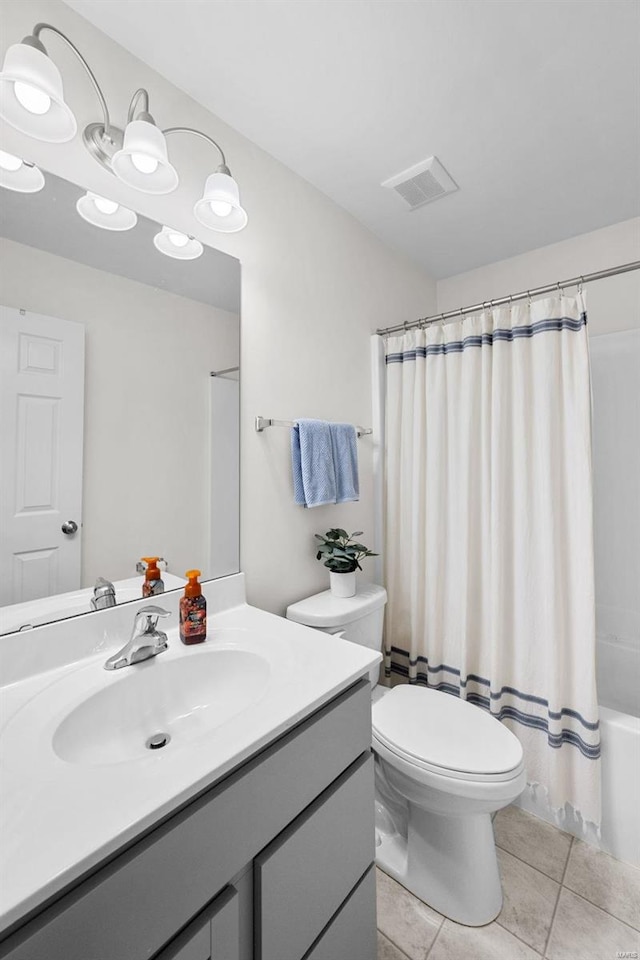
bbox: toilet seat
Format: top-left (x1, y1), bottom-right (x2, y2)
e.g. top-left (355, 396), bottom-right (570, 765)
top-left (372, 685), bottom-right (524, 783)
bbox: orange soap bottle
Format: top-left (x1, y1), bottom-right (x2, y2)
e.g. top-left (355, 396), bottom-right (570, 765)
top-left (180, 570), bottom-right (207, 645)
top-left (142, 557), bottom-right (164, 597)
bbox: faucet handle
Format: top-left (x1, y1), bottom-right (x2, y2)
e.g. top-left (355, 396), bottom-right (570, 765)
top-left (135, 605), bottom-right (171, 631)
top-left (137, 605), bottom-right (171, 620)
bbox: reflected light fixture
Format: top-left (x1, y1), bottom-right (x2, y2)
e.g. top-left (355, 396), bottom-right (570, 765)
top-left (153, 226), bottom-right (203, 260)
top-left (76, 191), bottom-right (137, 231)
top-left (0, 150), bottom-right (45, 192)
top-left (0, 22), bottom-right (247, 233)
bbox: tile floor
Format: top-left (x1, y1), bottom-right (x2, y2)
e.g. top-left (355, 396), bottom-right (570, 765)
top-left (376, 804), bottom-right (640, 960)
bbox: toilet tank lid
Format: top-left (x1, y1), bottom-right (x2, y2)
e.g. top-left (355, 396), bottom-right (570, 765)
top-left (286, 583), bottom-right (387, 628)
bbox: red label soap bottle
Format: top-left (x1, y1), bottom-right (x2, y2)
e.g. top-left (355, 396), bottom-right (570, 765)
top-left (142, 557), bottom-right (164, 598)
top-left (180, 569), bottom-right (207, 644)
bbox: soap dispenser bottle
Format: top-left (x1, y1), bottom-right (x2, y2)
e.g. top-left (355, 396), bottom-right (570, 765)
top-left (180, 570), bottom-right (207, 645)
top-left (141, 557), bottom-right (165, 598)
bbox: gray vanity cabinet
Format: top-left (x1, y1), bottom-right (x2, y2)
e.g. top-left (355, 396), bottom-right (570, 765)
top-left (0, 678), bottom-right (375, 960)
top-left (155, 886), bottom-right (240, 960)
top-left (255, 754), bottom-right (373, 960)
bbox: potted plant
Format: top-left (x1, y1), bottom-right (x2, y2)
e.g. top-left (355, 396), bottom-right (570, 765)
top-left (314, 529), bottom-right (378, 598)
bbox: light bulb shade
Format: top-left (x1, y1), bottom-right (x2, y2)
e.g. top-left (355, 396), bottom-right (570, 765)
top-left (153, 226), bottom-right (203, 260)
top-left (0, 42), bottom-right (77, 142)
top-left (76, 192), bottom-right (137, 231)
top-left (112, 120), bottom-right (179, 194)
top-left (0, 156), bottom-right (44, 193)
top-left (193, 172), bottom-right (248, 232)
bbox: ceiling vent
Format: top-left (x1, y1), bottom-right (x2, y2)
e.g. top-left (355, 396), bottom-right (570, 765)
top-left (382, 156), bottom-right (458, 210)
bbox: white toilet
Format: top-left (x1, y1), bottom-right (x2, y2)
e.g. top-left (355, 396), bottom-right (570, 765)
top-left (286, 583), bottom-right (526, 926)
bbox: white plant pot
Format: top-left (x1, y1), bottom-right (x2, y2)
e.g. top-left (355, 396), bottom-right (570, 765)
top-left (330, 571), bottom-right (356, 598)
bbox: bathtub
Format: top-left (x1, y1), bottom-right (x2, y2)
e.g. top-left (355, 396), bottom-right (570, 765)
top-left (596, 635), bottom-right (640, 867)
top-left (515, 634), bottom-right (640, 867)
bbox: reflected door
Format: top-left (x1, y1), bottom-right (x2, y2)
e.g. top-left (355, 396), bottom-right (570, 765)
top-left (0, 306), bottom-right (85, 605)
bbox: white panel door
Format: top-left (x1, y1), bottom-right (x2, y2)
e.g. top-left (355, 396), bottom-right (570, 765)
top-left (0, 306), bottom-right (85, 605)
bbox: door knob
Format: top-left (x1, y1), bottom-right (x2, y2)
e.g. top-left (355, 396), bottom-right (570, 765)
top-left (61, 520), bottom-right (78, 535)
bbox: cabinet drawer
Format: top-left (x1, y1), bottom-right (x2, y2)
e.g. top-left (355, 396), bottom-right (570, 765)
top-left (255, 753), bottom-right (375, 960)
top-left (304, 866), bottom-right (376, 960)
top-left (154, 886), bottom-right (238, 960)
top-left (0, 679), bottom-right (371, 960)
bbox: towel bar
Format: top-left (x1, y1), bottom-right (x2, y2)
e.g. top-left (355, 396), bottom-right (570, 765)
top-left (255, 416), bottom-right (372, 438)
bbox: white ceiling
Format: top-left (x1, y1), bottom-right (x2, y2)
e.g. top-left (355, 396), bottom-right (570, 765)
top-left (66, 0), bottom-right (640, 278)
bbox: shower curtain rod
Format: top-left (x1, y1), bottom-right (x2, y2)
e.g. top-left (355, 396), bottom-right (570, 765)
top-left (377, 260), bottom-right (640, 337)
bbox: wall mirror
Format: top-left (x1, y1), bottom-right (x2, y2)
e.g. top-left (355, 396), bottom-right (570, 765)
top-left (0, 169), bottom-right (240, 635)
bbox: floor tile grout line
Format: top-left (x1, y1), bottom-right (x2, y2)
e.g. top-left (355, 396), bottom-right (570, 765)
top-left (542, 836), bottom-right (574, 958)
top-left (560, 869), bottom-right (640, 932)
top-left (493, 912), bottom-right (547, 957)
top-left (424, 918), bottom-right (445, 959)
top-left (496, 824), bottom-right (640, 921)
top-left (555, 885), bottom-right (640, 934)
top-left (377, 928), bottom-right (413, 960)
top-left (495, 840), bottom-right (568, 884)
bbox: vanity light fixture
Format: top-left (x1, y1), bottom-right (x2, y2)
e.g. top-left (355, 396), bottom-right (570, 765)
top-left (0, 22), bottom-right (248, 232)
top-left (153, 226), bottom-right (203, 260)
top-left (111, 90), bottom-right (179, 195)
top-left (166, 127), bottom-right (248, 233)
top-left (0, 150), bottom-right (45, 192)
top-left (0, 33), bottom-right (77, 142)
top-left (76, 191), bottom-right (138, 231)
top-left (194, 170), bottom-right (248, 233)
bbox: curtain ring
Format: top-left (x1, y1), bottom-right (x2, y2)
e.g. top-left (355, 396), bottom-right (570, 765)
top-left (527, 290), bottom-right (532, 306)
top-left (578, 276), bottom-right (585, 295)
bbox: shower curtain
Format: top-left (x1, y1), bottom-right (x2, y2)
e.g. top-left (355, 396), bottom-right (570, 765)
top-left (384, 294), bottom-right (600, 828)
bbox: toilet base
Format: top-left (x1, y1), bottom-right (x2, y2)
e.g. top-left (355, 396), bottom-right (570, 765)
top-left (376, 806), bottom-right (503, 926)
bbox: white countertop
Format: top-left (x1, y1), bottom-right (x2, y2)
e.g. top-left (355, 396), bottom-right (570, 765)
top-left (0, 596), bottom-right (380, 935)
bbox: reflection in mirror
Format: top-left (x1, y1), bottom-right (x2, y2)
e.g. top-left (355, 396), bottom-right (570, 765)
top-left (0, 170), bottom-right (240, 635)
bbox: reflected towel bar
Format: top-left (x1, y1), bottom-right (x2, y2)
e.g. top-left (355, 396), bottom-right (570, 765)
top-left (255, 416), bottom-right (372, 438)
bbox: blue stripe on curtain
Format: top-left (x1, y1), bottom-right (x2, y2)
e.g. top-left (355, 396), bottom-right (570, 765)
top-left (386, 314), bottom-right (587, 364)
top-left (385, 647), bottom-right (600, 760)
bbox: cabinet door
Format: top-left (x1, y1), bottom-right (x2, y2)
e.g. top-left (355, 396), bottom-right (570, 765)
top-left (255, 753), bottom-right (375, 960)
top-left (154, 885), bottom-right (239, 960)
top-left (304, 866), bottom-right (376, 960)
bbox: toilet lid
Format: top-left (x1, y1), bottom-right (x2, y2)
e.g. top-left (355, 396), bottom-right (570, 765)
top-left (372, 686), bottom-right (523, 776)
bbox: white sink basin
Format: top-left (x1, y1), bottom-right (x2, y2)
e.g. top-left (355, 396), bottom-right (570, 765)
top-left (53, 648), bottom-right (270, 765)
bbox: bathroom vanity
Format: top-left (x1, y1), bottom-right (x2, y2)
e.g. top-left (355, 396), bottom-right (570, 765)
top-left (0, 575), bottom-right (380, 960)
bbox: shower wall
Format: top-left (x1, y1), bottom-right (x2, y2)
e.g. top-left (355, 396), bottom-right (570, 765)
top-left (591, 329), bottom-right (640, 668)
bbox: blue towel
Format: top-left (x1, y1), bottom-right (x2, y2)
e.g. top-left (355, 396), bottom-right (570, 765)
top-left (291, 419), bottom-right (336, 508)
top-left (330, 422), bottom-right (359, 503)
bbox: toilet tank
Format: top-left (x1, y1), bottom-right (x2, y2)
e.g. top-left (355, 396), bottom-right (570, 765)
top-left (286, 584), bottom-right (387, 687)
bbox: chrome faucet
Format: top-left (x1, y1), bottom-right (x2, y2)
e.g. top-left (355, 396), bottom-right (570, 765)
top-left (91, 577), bottom-right (116, 611)
top-left (104, 605), bottom-right (170, 671)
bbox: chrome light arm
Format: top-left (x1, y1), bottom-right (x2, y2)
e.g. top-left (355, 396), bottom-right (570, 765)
top-left (31, 23), bottom-right (112, 136)
top-left (163, 127), bottom-right (229, 174)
